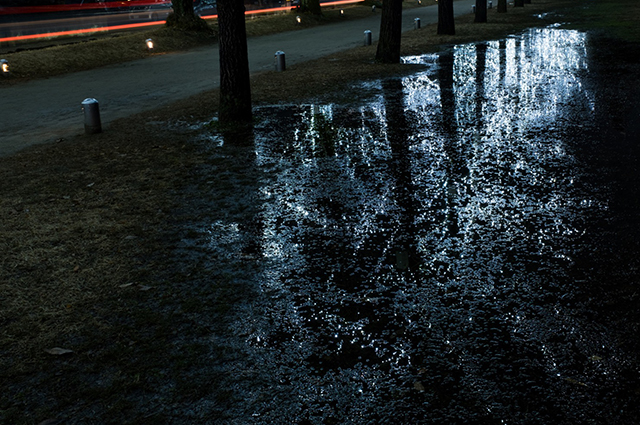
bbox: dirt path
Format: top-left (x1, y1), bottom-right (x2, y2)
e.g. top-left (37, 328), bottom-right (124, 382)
top-left (0, 1), bottom-right (476, 157)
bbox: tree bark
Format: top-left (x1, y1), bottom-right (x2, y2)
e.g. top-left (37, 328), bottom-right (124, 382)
top-left (497, 0), bottom-right (507, 13)
top-left (437, 0), bottom-right (455, 35)
top-left (474, 0), bottom-right (487, 23)
top-left (167, 0), bottom-right (209, 30)
top-left (171, 0), bottom-right (195, 20)
top-left (514, 0), bottom-right (524, 7)
top-left (375, 0), bottom-right (403, 63)
top-left (300, 0), bottom-right (322, 15)
top-left (218, 0), bottom-right (252, 124)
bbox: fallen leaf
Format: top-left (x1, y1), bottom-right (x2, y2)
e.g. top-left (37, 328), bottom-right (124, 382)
top-left (73, 265), bottom-right (80, 272)
top-left (139, 285), bottom-right (152, 291)
top-left (44, 347), bottom-right (73, 356)
top-left (414, 381), bottom-right (426, 392)
top-left (565, 377), bottom-right (588, 387)
top-left (119, 282), bottom-right (135, 288)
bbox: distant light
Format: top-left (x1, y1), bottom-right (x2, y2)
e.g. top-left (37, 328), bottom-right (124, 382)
top-left (296, 15), bottom-right (301, 23)
top-left (146, 38), bottom-right (154, 50)
top-left (1, 59), bottom-right (8, 74)
top-left (340, 9), bottom-right (344, 14)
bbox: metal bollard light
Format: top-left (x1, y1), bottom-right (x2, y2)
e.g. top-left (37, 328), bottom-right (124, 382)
top-left (472, 5), bottom-right (476, 13)
top-left (82, 98), bottom-right (102, 134)
top-left (414, 18), bottom-right (421, 29)
top-left (488, 1), bottom-right (493, 8)
top-left (275, 51), bottom-right (286, 72)
top-left (364, 30), bottom-right (372, 46)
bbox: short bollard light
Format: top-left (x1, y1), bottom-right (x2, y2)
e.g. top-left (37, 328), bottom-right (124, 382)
top-left (275, 51), bottom-right (286, 72)
top-left (488, 1), bottom-right (493, 8)
top-left (364, 30), bottom-right (372, 46)
top-left (82, 98), bottom-right (102, 135)
top-left (296, 15), bottom-right (301, 24)
top-left (1, 59), bottom-right (8, 75)
top-left (414, 18), bottom-right (421, 29)
top-left (371, 5), bottom-right (376, 12)
top-left (340, 9), bottom-right (344, 15)
top-left (146, 38), bottom-right (154, 50)
top-left (472, 5), bottom-right (476, 12)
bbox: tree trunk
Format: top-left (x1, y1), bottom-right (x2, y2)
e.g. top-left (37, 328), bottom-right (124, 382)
top-left (514, 0), bottom-right (524, 7)
top-left (167, 0), bottom-right (209, 30)
top-left (300, 0), bottom-right (322, 15)
top-left (375, 0), bottom-right (403, 63)
top-left (497, 0), bottom-right (507, 13)
top-left (172, 0), bottom-right (195, 20)
top-left (218, 0), bottom-right (252, 124)
top-left (437, 0), bottom-right (455, 35)
top-left (474, 0), bottom-right (487, 23)
top-left (525, 0), bottom-right (532, 3)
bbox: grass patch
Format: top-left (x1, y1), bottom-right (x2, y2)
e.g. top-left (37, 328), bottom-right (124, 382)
top-left (564, 0), bottom-right (640, 42)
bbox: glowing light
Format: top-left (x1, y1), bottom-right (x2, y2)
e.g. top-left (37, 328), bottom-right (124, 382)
top-left (145, 38), bottom-right (154, 50)
top-left (296, 15), bottom-right (302, 24)
top-left (0, 59), bottom-right (8, 74)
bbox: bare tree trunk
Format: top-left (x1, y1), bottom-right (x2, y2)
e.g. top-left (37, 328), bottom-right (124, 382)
top-left (437, 0), bottom-right (455, 35)
top-left (475, 0), bottom-right (487, 23)
top-left (498, 0), bottom-right (507, 13)
top-left (375, 0), bottom-right (403, 63)
top-left (172, 0), bottom-right (195, 19)
top-left (218, 0), bottom-right (252, 124)
top-left (300, 0), bottom-right (322, 15)
top-left (167, 0), bottom-right (209, 30)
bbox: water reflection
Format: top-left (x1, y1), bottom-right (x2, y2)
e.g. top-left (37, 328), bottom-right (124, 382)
top-left (210, 28), bottom-right (637, 424)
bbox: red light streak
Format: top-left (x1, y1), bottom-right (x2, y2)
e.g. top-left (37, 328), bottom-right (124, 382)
top-left (0, 1), bottom-right (172, 16)
top-left (0, 0), bottom-right (363, 44)
top-left (0, 21), bottom-right (162, 43)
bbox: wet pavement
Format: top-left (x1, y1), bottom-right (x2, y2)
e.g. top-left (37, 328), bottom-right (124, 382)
top-left (175, 27), bottom-right (640, 424)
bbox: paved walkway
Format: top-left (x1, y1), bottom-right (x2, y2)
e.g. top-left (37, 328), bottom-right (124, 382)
top-left (0, 1), bottom-right (475, 156)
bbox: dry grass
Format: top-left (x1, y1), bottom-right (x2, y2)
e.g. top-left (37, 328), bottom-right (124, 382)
top-left (0, 0), bottom-right (624, 422)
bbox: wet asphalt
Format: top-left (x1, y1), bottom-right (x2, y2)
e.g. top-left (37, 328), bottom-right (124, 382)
top-left (0, 1), bottom-right (477, 157)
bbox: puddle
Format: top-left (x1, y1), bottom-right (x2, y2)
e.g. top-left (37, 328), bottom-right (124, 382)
top-left (190, 28), bottom-right (639, 424)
